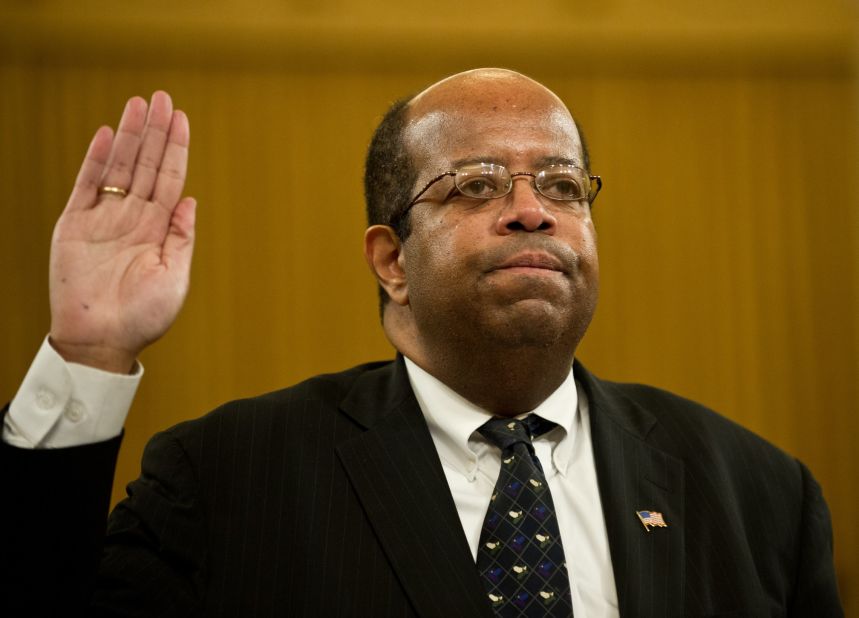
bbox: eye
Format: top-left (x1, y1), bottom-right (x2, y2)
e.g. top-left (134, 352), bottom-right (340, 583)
top-left (454, 163), bottom-right (510, 200)
top-left (549, 178), bottom-right (582, 198)
top-left (458, 176), bottom-right (500, 198)
top-left (538, 168), bottom-right (585, 200)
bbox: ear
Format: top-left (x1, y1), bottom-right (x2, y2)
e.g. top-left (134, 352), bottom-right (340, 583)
top-left (364, 225), bottom-right (409, 306)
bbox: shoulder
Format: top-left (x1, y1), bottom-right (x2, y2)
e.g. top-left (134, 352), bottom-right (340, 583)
top-left (153, 360), bottom-right (396, 450)
top-left (580, 366), bottom-right (806, 500)
top-left (591, 371), bottom-right (794, 463)
top-left (225, 359), bottom-right (395, 412)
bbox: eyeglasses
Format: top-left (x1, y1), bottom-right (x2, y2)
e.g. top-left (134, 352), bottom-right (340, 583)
top-left (404, 162), bottom-right (602, 218)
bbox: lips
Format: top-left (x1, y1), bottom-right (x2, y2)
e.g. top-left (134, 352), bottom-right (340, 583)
top-left (492, 252), bottom-right (566, 273)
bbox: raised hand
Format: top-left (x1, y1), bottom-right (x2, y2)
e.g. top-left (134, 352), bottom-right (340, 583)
top-left (48, 91), bottom-right (196, 373)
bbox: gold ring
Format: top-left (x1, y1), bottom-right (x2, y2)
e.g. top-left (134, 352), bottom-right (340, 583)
top-left (98, 186), bottom-right (128, 198)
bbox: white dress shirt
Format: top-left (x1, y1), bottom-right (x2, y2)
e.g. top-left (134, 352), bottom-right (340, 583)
top-left (4, 341), bottom-right (618, 617)
top-left (3, 338), bottom-right (140, 448)
top-left (403, 357), bottom-right (619, 618)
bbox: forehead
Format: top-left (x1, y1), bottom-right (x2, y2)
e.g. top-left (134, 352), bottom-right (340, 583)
top-left (404, 81), bottom-right (583, 174)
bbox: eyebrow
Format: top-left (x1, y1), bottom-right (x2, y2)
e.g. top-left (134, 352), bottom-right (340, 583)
top-left (532, 155), bottom-right (581, 169)
top-left (448, 154), bottom-right (582, 170)
top-left (449, 155), bottom-right (497, 169)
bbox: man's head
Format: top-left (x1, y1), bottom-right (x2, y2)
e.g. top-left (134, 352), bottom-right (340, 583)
top-left (364, 71), bottom-right (591, 245)
top-left (363, 69), bottom-right (600, 412)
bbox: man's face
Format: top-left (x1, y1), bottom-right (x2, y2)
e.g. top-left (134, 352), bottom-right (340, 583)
top-left (398, 73), bottom-right (599, 354)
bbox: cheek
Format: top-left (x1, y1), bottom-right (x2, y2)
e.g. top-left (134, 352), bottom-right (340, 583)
top-left (408, 212), bottom-right (479, 270)
top-left (571, 218), bottom-right (599, 274)
top-left (582, 232), bottom-right (599, 275)
top-left (402, 216), bottom-right (486, 306)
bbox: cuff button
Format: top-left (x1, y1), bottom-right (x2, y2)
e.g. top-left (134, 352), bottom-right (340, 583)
top-left (35, 389), bottom-right (56, 410)
top-left (64, 400), bottom-right (85, 423)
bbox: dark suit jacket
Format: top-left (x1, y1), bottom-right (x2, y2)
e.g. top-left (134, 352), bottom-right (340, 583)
top-left (2, 358), bottom-right (843, 617)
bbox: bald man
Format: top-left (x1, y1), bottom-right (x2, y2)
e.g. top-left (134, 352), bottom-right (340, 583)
top-left (2, 70), bottom-right (843, 617)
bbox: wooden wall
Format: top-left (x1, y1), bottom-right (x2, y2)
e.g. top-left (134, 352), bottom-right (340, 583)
top-left (2, 0), bottom-right (857, 612)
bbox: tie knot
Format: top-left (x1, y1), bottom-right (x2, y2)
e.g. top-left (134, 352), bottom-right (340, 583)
top-left (478, 415), bottom-right (555, 452)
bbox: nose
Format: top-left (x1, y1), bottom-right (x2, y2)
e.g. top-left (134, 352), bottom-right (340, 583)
top-left (494, 176), bottom-right (558, 235)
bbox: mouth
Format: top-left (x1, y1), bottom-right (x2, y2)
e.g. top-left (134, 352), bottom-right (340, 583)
top-left (491, 252), bottom-right (567, 275)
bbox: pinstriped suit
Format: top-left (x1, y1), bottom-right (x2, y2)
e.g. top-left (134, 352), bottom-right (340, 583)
top-left (2, 357), bottom-right (843, 617)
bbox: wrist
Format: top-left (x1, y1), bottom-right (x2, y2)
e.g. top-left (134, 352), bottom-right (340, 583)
top-left (47, 336), bottom-right (138, 374)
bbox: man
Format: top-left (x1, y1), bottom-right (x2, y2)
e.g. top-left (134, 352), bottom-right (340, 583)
top-left (2, 69), bottom-right (843, 616)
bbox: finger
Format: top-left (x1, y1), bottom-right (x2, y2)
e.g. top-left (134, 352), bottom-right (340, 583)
top-left (65, 125), bottom-right (114, 212)
top-left (151, 110), bottom-right (190, 210)
top-left (161, 196), bottom-right (196, 275)
top-left (98, 96), bottom-right (148, 194)
top-left (129, 91), bottom-right (174, 201)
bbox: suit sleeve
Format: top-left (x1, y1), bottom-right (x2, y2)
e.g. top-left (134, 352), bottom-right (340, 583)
top-left (1, 407), bottom-right (206, 618)
top-left (0, 403), bottom-right (121, 617)
top-left (788, 461), bottom-right (844, 617)
top-left (92, 429), bottom-right (207, 617)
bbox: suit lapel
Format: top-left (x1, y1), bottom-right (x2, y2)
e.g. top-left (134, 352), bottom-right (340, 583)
top-left (335, 357), bottom-right (493, 618)
top-left (577, 362), bottom-right (686, 618)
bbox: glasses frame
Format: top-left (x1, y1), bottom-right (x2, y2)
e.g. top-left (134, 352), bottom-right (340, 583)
top-left (401, 163), bottom-right (602, 224)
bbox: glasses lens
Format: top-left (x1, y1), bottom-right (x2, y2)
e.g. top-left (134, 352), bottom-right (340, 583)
top-left (455, 164), bottom-right (511, 199)
top-left (536, 165), bottom-right (589, 201)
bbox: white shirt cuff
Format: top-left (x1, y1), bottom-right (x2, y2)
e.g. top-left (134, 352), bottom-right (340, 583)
top-left (3, 337), bottom-right (142, 448)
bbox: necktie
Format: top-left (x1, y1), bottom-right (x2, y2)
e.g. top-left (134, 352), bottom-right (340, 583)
top-left (476, 416), bottom-right (573, 617)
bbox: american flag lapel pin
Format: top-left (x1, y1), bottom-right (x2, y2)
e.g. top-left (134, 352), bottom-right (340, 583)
top-left (636, 509), bottom-right (668, 532)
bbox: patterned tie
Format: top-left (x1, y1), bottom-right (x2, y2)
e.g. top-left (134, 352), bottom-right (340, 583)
top-left (476, 416), bottom-right (573, 617)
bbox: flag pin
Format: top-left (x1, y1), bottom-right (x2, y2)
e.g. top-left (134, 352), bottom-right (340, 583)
top-left (636, 509), bottom-right (668, 532)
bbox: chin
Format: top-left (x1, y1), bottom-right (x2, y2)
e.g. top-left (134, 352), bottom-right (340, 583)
top-left (480, 300), bottom-right (582, 349)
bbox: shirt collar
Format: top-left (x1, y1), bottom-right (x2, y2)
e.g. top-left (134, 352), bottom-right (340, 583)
top-left (403, 356), bottom-right (579, 478)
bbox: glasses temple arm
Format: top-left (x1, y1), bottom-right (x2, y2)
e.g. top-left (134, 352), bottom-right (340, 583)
top-left (397, 171), bottom-right (457, 225)
top-left (588, 175), bottom-right (602, 205)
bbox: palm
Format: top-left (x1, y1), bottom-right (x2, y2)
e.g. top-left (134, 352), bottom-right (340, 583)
top-left (49, 92), bottom-right (195, 372)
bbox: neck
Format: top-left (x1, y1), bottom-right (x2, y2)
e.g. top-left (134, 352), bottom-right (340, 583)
top-left (384, 307), bottom-right (576, 416)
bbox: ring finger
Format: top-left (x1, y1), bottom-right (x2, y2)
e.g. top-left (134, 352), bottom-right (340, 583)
top-left (98, 96), bottom-right (148, 198)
